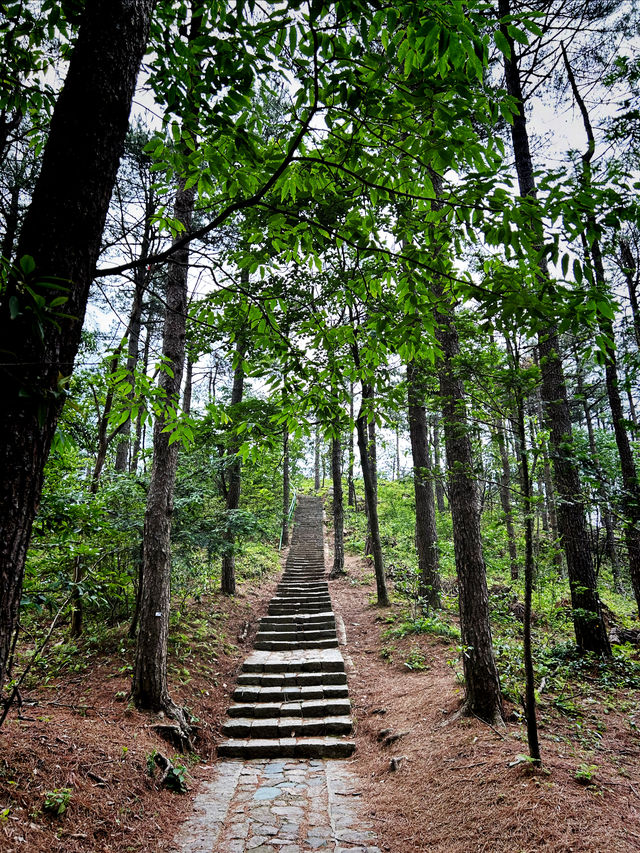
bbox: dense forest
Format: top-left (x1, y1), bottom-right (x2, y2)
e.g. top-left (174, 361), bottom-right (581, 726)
top-left (1, 0), bottom-right (640, 845)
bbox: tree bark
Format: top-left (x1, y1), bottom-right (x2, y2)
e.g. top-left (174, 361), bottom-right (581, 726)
top-left (495, 418), bottom-right (519, 581)
top-left (563, 48), bottom-right (640, 617)
top-left (221, 334), bottom-right (246, 595)
top-left (432, 415), bottom-right (446, 513)
top-left (407, 361), bottom-right (440, 609)
top-left (281, 425), bottom-right (290, 547)
top-left (330, 432), bottom-right (345, 578)
top-left (435, 302), bottom-right (503, 723)
top-left (314, 421), bottom-right (321, 491)
top-left (132, 175), bottom-right (194, 722)
top-left (114, 198), bottom-right (155, 472)
top-left (355, 407), bottom-right (389, 606)
top-left (499, 0), bottom-right (609, 653)
top-left (0, 0), bottom-right (155, 690)
top-left (348, 383), bottom-right (357, 508)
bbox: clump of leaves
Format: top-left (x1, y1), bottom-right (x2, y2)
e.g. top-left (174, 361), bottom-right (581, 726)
top-left (575, 763), bottom-right (598, 785)
top-left (43, 787), bottom-right (72, 816)
top-left (404, 647), bottom-right (430, 671)
top-left (384, 614), bottom-right (460, 641)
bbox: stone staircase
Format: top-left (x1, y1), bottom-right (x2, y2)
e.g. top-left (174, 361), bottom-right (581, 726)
top-left (217, 495), bottom-right (355, 759)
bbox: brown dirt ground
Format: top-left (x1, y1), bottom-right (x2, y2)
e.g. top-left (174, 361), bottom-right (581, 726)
top-left (3, 529), bottom-right (640, 853)
top-left (0, 560), bottom-right (282, 853)
top-left (331, 552), bottom-right (640, 853)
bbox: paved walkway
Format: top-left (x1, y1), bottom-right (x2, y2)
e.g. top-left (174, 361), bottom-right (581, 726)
top-left (171, 497), bottom-right (380, 852)
top-left (170, 758), bottom-right (380, 852)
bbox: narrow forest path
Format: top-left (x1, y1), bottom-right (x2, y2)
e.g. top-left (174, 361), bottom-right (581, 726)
top-left (170, 495), bottom-right (380, 852)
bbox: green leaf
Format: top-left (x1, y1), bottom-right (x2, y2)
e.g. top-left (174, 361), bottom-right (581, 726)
top-left (494, 29), bottom-right (511, 59)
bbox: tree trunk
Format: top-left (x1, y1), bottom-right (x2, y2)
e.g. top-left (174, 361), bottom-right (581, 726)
top-left (563, 47), bottom-right (640, 616)
top-left (355, 407), bottom-right (389, 607)
top-left (221, 334), bottom-right (246, 596)
top-left (314, 422), bottom-right (321, 491)
top-left (499, 0), bottom-right (609, 654)
top-left (0, 0), bottom-right (154, 690)
top-left (132, 173), bottom-right (194, 723)
top-left (407, 361), bottom-right (440, 609)
top-left (515, 381), bottom-right (541, 764)
top-left (348, 384), bottom-right (357, 508)
top-left (495, 418), bottom-right (518, 581)
top-left (131, 319), bottom-right (151, 473)
top-left (114, 200), bottom-right (154, 472)
top-left (432, 415), bottom-right (446, 513)
top-left (435, 302), bottom-right (503, 723)
top-left (330, 432), bottom-right (345, 578)
top-left (620, 239), bottom-right (640, 351)
top-left (281, 425), bottom-right (290, 547)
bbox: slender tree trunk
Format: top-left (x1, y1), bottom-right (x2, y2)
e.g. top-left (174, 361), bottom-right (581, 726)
top-left (499, 0), bottom-right (609, 654)
top-left (348, 385), bottom-right (356, 508)
top-left (515, 382), bottom-right (541, 764)
top-left (0, 0), bottom-right (155, 690)
top-left (282, 425), bottom-right (290, 547)
top-left (564, 49), bottom-right (640, 617)
top-left (435, 302), bottom-right (503, 723)
top-left (407, 361), bottom-right (440, 609)
top-left (314, 422), bottom-right (321, 491)
top-left (330, 432), bottom-right (345, 578)
top-left (115, 201), bottom-right (155, 472)
top-left (574, 347), bottom-right (622, 592)
top-left (132, 172), bottom-right (194, 723)
top-left (432, 415), bottom-right (446, 512)
top-left (355, 408), bottom-right (389, 606)
top-left (0, 183), bottom-right (19, 263)
top-left (495, 418), bottom-right (519, 580)
top-left (620, 240), bottom-right (640, 352)
top-left (221, 334), bottom-right (246, 596)
top-left (131, 320), bottom-right (151, 474)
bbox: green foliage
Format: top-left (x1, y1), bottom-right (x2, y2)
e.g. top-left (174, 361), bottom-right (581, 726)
top-left (404, 646), bottom-right (430, 671)
top-left (384, 615), bottom-right (460, 641)
top-left (43, 787), bottom-right (72, 816)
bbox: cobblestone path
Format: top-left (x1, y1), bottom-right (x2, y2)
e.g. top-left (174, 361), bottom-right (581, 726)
top-left (170, 758), bottom-right (380, 852)
top-left (171, 497), bottom-right (380, 852)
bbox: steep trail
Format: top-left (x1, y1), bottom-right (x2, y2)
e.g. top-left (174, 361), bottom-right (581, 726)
top-left (218, 495), bottom-right (355, 759)
top-left (170, 495), bottom-right (380, 853)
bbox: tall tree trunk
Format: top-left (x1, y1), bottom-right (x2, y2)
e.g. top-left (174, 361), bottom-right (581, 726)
top-left (495, 417), bottom-right (519, 581)
top-left (114, 200), bottom-right (155, 472)
top-left (221, 334), bottom-right (246, 595)
top-left (330, 432), bottom-right (345, 578)
top-left (348, 384), bottom-right (357, 508)
top-left (514, 377), bottom-right (541, 764)
top-left (355, 408), bottom-right (389, 607)
top-left (499, 0), bottom-right (609, 654)
top-left (564, 48), bottom-right (640, 617)
top-left (0, 0), bottom-right (155, 690)
top-left (435, 302), bottom-right (503, 723)
top-left (620, 240), bottom-right (640, 351)
top-left (282, 425), bottom-right (290, 547)
top-left (314, 422), bottom-right (321, 491)
top-left (132, 173), bottom-right (194, 723)
top-left (131, 319), bottom-right (151, 474)
top-left (574, 346), bottom-right (622, 593)
top-left (432, 415), bottom-right (446, 512)
top-left (407, 361), bottom-right (440, 609)
top-left (363, 386), bottom-right (378, 558)
top-left (182, 357), bottom-right (193, 415)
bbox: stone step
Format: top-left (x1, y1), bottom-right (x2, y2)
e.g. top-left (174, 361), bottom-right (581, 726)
top-left (241, 649), bottom-right (344, 673)
top-left (217, 736), bottom-right (355, 759)
top-left (256, 628), bottom-right (336, 641)
top-left (222, 715), bottom-right (352, 738)
top-left (227, 698), bottom-right (351, 718)
top-left (233, 684), bottom-right (349, 703)
top-left (259, 612), bottom-right (335, 627)
top-left (254, 638), bottom-right (338, 651)
top-left (235, 671), bottom-right (347, 688)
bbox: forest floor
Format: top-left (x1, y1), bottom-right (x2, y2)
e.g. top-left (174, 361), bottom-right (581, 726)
top-left (1, 535), bottom-right (640, 852)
